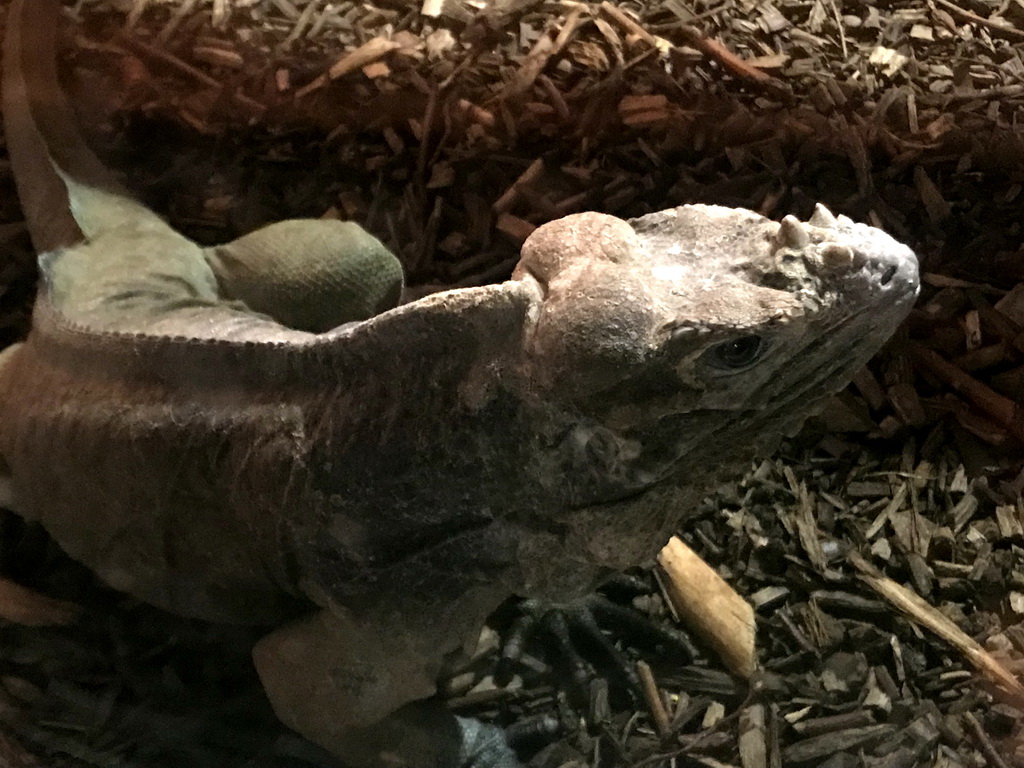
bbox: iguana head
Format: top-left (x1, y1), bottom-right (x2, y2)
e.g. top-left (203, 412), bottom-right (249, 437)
top-left (512, 204), bottom-right (918, 508)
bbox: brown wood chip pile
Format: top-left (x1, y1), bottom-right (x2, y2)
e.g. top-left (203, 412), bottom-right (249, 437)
top-left (0, 0), bottom-right (1024, 766)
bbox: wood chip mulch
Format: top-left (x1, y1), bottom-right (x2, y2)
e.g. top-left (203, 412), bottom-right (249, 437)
top-left (2, 0), bottom-right (1024, 766)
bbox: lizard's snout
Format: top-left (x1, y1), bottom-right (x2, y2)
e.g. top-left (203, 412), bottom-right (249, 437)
top-left (767, 204), bottom-right (919, 306)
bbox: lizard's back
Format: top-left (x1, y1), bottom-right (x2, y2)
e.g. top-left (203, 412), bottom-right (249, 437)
top-left (0, 331), bottom-right (310, 621)
top-left (0, 0), bottom-right (449, 623)
top-left (0, 0), bottom-right (310, 621)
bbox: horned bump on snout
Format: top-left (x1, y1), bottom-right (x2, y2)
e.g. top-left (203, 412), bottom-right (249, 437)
top-left (772, 203), bottom-right (918, 298)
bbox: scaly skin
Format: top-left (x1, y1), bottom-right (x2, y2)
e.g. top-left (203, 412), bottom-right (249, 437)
top-left (0, 1), bottom-right (921, 766)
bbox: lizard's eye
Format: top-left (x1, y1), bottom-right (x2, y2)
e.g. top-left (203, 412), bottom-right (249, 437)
top-left (704, 335), bottom-right (765, 371)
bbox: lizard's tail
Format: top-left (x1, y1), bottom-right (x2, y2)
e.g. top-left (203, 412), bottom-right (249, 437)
top-left (3, 0), bottom-right (156, 255)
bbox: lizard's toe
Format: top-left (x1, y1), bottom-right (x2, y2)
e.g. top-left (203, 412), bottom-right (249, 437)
top-left (495, 580), bottom-right (699, 701)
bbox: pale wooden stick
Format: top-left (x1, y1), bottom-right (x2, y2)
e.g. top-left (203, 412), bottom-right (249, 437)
top-left (599, 1), bottom-right (658, 47)
top-left (295, 38), bottom-right (402, 99)
top-left (492, 158), bottom-right (544, 214)
top-left (657, 535), bottom-right (756, 678)
top-left (849, 552), bottom-right (1024, 702)
top-left (503, 7), bottom-right (584, 97)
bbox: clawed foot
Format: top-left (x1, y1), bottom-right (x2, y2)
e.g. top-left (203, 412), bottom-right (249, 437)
top-left (495, 577), bottom-right (700, 700)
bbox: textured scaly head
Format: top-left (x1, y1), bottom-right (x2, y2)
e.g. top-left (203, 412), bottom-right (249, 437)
top-left (512, 204), bottom-right (919, 502)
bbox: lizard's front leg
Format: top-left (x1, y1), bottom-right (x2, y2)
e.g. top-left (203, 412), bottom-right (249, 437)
top-left (253, 610), bottom-right (519, 768)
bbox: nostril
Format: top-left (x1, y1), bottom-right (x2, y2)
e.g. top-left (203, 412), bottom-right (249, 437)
top-left (880, 265), bottom-right (897, 285)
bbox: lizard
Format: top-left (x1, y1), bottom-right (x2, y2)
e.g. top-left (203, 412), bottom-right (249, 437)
top-left (0, 0), bottom-right (920, 765)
